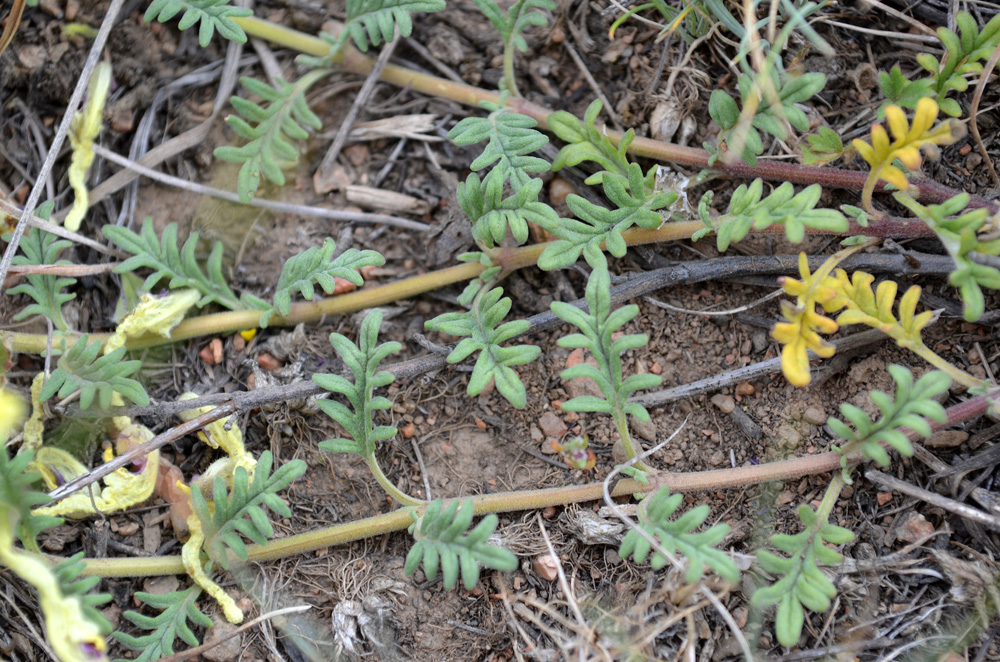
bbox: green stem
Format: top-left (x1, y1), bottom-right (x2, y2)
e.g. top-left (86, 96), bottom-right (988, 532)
top-left (904, 340), bottom-right (985, 389)
top-left (613, 407), bottom-right (649, 472)
top-left (502, 36), bottom-right (519, 97)
top-left (365, 453), bottom-right (424, 507)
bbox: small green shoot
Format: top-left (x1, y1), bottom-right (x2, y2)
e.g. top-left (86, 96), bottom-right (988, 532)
top-left (405, 498), bottom-right (517, 590)
top-left (448, 94), bottom-right (550, 191)
top-left (425, 287), bottom-right (540, 409)
top-left (548, 99), bottom-right (640, 188)
top-left (103, 220), bottom-right (241, 310)
top-left (242, 238), bottom-right (385, 327)
top-left (470, 0), bottom-right (555, 95)
top-left (5, 202), bottom-right (75, 332)
top-left (40, 335), bottom-right (149, 408)
top-left (114, 586), bottom-right (213, 662)
top-left (692, 179), bottom-right (847, 251)
top-left (143, 0), bottom-right (253, 46)
top-left (457, 171), bottom-right (560, 249)
top-left (52, 552), bottom-right (113, 635)
top-left (798, 126), bottom-right (845, 165)
top-left (619, 486), bottom-right (739, 584)
top-left (343, 0), bottom-right (447, 52)
top-left (828, 364), bottom-right (950, 481)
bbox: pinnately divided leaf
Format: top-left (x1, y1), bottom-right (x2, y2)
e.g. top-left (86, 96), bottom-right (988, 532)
top-left (425, 287), bottom-right (540, 408)
top-left (448, 94), bottom-right (550, 191)
top-left (753, 504), bottom-right (855, 647)
top-left (39, 335), bottom-right (148, 409)
top-left (0, 447), bottom-right (61, 550)
top-left (536, 163), bottom-right (676, 271)
top-left (344, 0), bottom-right (446, 52)
top-left (619, 487), bottom-right (739, 583)
top-left (405, 499), bottom-right (518, 590)
top-left (245, 238), bottom-right (385, 327)
top-left (190, 451), bottom-right (305, 570)
top-left (314, 309), bottom-right (402, 456)
top-left (103, 219), bottom-right (241, 310)
top-left (457, 170), bottom-right (560, 249)
top-left (6, 203), bottom-right (76, 331)
top-left (692, 179), bottom-right (847, 251)
top-left (549, 98), bottom-right (635, 187)
top-left (143, 0), bottom-right (253, 47)
top-left (214, 70), bottom-right (327, 203)
top-left (114, 585), bottom-right (213, 662)
top-left (827, 365), bottom-right (949, 479)
top-left (551, 261), bottom-right (661, 424)
top-left (52, 552), bottom-right (113, 635)
top-left (471, 0), bottom-right (555, 51)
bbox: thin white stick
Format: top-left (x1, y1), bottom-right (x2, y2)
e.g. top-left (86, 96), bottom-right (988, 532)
top-left (0, 0), bottom-right (127, 288)
top-left (91, 144), bottom-right (431, 232)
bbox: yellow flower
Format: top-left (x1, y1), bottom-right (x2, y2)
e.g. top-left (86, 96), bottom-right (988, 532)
top-left (771, 250), bottom-right (857, 387)
top-left (0, 516), bottom-right (107, 661)
top-left (65, 62), bottom-right (111, 232)
top-left (105, 289), bottom-right (200, 354)
top-left (852, 98), bottom-right (964, 212)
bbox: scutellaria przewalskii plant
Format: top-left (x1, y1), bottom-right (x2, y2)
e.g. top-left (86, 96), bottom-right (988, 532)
top-left (0, 0), bottom-right (999, 659)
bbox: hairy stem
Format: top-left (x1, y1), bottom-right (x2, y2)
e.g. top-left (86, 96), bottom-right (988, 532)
top-left (365, 453), bottom-right (425, 507)
top-left (76, 388), bottom-right (995, 579)
top-left (232, 17), bottom-right (999, 214)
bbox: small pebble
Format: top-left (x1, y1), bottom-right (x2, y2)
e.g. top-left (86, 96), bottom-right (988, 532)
top-left (256, 352), bottom-right (282, 372)
top-left (531, 554), bottom-right (559, 581)
top-left (711, 394), bottom-right (735, 414)
top-left (802, 405), bottom-right (827, 426)
top-left (400, 422), bottom-right (416, 439)
top-left (549, 177), bottom-right (574, 206)
top-left (538, 412), bottom-right (567, 438)
top-left (199, 338), bottom-right (223, 365)
top-left (925, 430), bottom-right (968, 448)
top-left (735, 381), bottom-right (754, 396)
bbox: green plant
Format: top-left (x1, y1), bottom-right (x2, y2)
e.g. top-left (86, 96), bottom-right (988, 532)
top-left (895, 192), bottom-right (1000, 322)
top-left (314, 309), bottom-right (423, 505)
top-left (404, 498), bottom-right (517, 590)
top-left (4, 203), bottom-right (75, 332)
top-left (692, 179), bottom-right (848, 251)
top-left (828, 365), bottom-right (950, 480)
top-left (241, 237), bottom-right (384, 327)
top-left (40, 335), bottom-right (149, 409)
top-left (425, 287), bottom-right (540, 409)
top-left (879, 12), bottom-right (1000, 117)
top-left (143, 0), bottom-right (253, 46)
top-left (708, 66), bottom-right (826, 166)
top-left (551, 258), bottom-right (661, 470)
top-left (548, 99), bottom-right (644, 188)
top-left (619, 486), bottom-right (739, 583)
top-left (114, 586), bottom-right (213, 662)
top-left (470, 0), bottom-right (555, 95)
top-left (52, 553), bottom-right (114, 636)
top-left (103, 220), bottom-right (241, 310)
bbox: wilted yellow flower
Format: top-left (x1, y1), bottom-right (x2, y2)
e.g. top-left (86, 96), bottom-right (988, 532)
top-left (105, 289), bottom-right (200, 354)
top-left (33, 424), bottom-right (159, 519)
top-left (182, 514), bottom-right (244, 624)
top-left (0, 516), bottom-right (107, 661)
top-left (0, 387), bottom-right (26, 441)
top-left (179, 393), bottom-right (256, 481)
top-left (852, 98), bottom-right (964, 212)
top-left (65, 62), bottom-right (111, 232)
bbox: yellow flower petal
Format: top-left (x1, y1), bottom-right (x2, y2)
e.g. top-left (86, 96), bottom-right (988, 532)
top-left (179, 394), bottom-right (256, 482)
top-left (105, 289), bottom-right (200, 354)
top-left (885, 105), bottom-right (908, 142)
top-left (0, 387), bottom-right (27, 441)
top-left (182, 515), bottom-right (244, 624)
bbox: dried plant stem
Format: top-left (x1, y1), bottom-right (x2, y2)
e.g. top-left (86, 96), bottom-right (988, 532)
top-left (232, 17), bottom-right (999, 214)
top-left (76, 387), bottom-right (994, 579)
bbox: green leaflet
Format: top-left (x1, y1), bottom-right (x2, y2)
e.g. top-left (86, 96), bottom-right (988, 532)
top-left (457, 170), bottom-right (561, 249)
top-left (214, 71), bottom-right (327, 204)
top-left (828, 365), bottom-right (950, 481)
top-left (448, 94), bottom-right (550, 191)
top-left (753, 503), bottom-right (855, 647)
top-left (242, 238), bottom-right (385, 327)
top-left (692, 179), bottom-right (847, 251)
top-left (536, 163), bottom-right (676, 271)
top-left (0, 447), bottom-right (62, 550)
top-left (114, 585), bottom-right (213, 662)
top-left (878, 12), bottom-right (1000, 117)
top-left (619, 487), bottom-right (739, 584)
top-left (425, 287), bottom-right (540, 408)
top-left (404, 499), bottom-right (517, 590)
top-left (314, 309), bottom-right (401, 456)
top-left (103, 219), bottom-right (241, 310)
top-left (549, 98), bottom-right (648, 189)
top-left (708, 67), bottom-right (826, 167)
top-left (895, 192), bottom-right (1000, 322)
top-left (190, 451), bottom-right (305, 569)
top-left (40, 335), bottom-right (149, 409)
top-left (53, 552), bottom-right (113, 635)
top-left (143, 0), bottom-right (253, 47)
top-left (550, 261), bottom-right (661, 423)
top-left (5, 202), bottom-right (75, 331)
top-left (471, 0), bottom-right (555, 53)
top-left (344, 0), bottom-right (447, 52)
